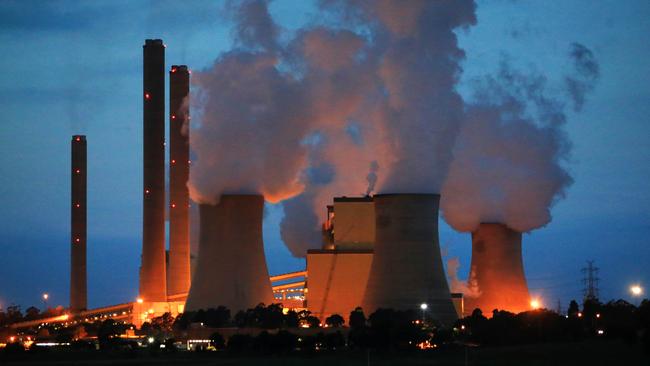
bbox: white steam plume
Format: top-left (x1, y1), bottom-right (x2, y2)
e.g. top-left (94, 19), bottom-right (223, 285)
top-left (447, 257), bottom-right (480, 298)
top-left (441, 48), bottom-right (599, 232)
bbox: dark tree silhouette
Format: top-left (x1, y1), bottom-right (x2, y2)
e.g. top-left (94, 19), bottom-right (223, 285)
top-left (325, 314), bottom-right (344, 327)
top-left (349, 307), bottom-right (366, 329)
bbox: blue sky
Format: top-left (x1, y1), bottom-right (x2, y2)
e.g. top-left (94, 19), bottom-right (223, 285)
top-left (0, 0), bottom-right (648, 312)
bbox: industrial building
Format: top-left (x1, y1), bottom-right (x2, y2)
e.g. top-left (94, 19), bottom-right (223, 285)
top-left (306, 197), bottom-right (374, 321)
top-left (54, 39), bottom-right (531, 332)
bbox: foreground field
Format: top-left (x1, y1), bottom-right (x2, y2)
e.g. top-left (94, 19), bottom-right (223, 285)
top-left (2, 339), bottom-right (648, 366)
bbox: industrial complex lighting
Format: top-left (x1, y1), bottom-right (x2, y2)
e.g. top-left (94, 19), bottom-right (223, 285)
top-left (136, 298), bottom-right (143, 304)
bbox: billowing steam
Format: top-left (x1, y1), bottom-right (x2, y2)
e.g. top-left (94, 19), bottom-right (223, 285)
top-left (189, 1), bottom-right (598, 255)
top-left (565, 42), bottom-right (600, 112)
top-left (441, 48), bottom-right (599, 232)
top-left (447, 257), bottom-right (480, 298)
top-left (278, 0), bottom-right (478, 256)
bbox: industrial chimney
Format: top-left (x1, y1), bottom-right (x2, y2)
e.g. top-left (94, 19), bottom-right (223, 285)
top-left (140, 39), bottom-right (167, 302)
top-left (465, 223), bottom-right (531, 315)
top-left (70, 135), bottom-right (87, 312)
top-left (185, 195), bottom-right (274, 312)
top-left (362, 194), bottom-right (457, 324)
top-left (167, 65), bottom-right (191, 296)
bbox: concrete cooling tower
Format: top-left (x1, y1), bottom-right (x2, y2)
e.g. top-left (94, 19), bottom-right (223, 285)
top-left (185, 195), bottom-right (274, 312)
top-left (465, 223), bottom-right (531, 315)
top-left (362, 194), bottom-right (457, 324)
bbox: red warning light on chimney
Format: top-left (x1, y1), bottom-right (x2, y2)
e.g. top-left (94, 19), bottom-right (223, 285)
top-left (145, 93), bottom-right (151, 100)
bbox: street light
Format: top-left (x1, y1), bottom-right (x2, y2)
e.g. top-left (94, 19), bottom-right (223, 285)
top-left (420, 303), bottom-right (428, 324)
top-left (42, 293), bottom-right (49, 309)
top-left (530, 298), bottom-right (541, 310)
top-left (630, 284), bottom-right (643, 306)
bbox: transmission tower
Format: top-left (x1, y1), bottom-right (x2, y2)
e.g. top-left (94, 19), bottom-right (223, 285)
top-left (581, 260), bottom-right (600, 302)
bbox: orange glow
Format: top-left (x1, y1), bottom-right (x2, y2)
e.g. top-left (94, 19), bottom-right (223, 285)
top-left (136, 298), bottom-right (143, 304)
top-left (530, 298), bottom-right (541, 309)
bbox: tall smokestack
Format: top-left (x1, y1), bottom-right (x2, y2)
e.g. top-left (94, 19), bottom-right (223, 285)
top-left (362, 194), bottom-right (457, 324)
top-left (140, 39), bottom-right (167, 302)
top-left (465, 223), bottom-right (531, 315)
top-left (167, 65), bottom-right (191, 296)
top-left (185, 195), bottom-right (274, 312)
top-left (70, 135), bottom-right (87, 312)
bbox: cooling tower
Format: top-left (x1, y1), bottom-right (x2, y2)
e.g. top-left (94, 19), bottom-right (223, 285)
top-left (140, 39), bottom-right (167, 302)
top-left (167, 65), bottom-right (191, 296)
top-left (70, 135), bottom-right (87, 312)
top-left (185, 195), bottom-right (274, 312)
top-left (362, 194), bottom-right (457, 324)
top-left (465, 223), bottom-right (531, 315)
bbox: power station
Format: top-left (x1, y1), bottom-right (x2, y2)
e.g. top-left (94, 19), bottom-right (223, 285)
top-left (56, 38), bottom-right (536, 329)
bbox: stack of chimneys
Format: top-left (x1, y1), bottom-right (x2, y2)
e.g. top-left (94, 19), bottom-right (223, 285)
top-left (140, 39), bottom-right (191, 302)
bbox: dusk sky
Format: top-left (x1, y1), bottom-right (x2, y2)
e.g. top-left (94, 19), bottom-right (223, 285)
top-left (1, 0), bottom-right (649, 312)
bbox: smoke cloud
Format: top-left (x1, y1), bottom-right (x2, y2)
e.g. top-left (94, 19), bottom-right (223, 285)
top-left (565, 42), bottom-right (600, 112)
top-left (447, 257), bottom-right (480, 298)
top-left (190, 1), bottom-right (597, 255)
top-left (365, 161), bottom-right (379, 196)
top-left (441, 49), bottom-right (599, 232)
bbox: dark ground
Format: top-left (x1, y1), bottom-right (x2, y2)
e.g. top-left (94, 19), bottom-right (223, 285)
top-left (2, 339), bottom-right (648, 365)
